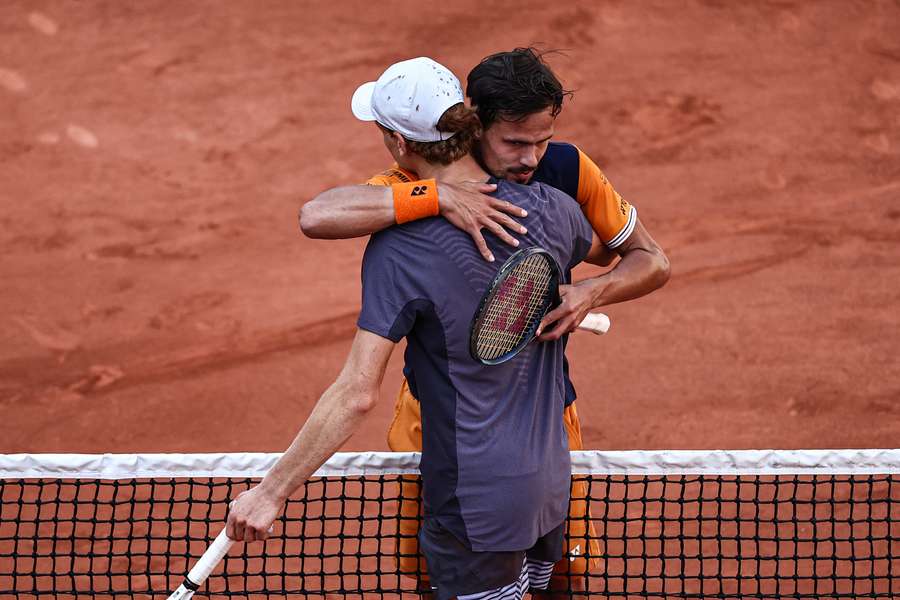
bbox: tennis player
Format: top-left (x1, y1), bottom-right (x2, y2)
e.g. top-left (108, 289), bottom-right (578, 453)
top-left (299, 48), bottom-right (670, 593)
top-left (228, 57), bottom-right (612, 600)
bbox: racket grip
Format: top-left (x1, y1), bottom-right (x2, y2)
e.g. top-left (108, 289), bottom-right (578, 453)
top-left (167, 529), bottom-right (234, 600)
top-left (577, 312), bottom-right (610, 335)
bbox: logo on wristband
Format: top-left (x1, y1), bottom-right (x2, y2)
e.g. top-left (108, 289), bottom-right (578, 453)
top-left (411, 185), bottom-right (429, 197)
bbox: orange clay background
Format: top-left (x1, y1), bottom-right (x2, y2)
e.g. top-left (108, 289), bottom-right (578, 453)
top-left (1, 1), bottom-right (898, 455)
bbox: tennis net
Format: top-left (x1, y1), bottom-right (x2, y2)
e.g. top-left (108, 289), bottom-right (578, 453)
top-left (1, 450), bottom-right (897, 599)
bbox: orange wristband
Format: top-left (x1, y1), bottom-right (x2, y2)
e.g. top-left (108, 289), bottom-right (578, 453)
top-left (392, 179), bottom-right (439, 224)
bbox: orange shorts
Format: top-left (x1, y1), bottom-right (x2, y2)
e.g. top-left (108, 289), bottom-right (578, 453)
top-left (387, 379), bottom-right (601, 587)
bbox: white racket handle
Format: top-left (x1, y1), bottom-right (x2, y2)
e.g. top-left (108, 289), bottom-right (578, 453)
top-left (577, 312), bottom-right (610, 335)
top-left (167, 529), bottom-right (235, 600)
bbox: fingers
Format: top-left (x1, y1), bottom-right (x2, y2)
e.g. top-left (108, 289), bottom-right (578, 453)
top-left (456, 180), bottom-right (497, 193)
top-left (227, 517), bottom-right (270, 542)
top-left (469, 229), bottom-right (495, 262)
top-left (537, 320), bottom-right (572, 341)
top-left (227, 499), bottom-right (273, 543)
top-left (226, 516), bottom-right (239, 541)
top-left (481, 219), bottom-right (520, 249)
top-left (537, 283), bottom-right (597, 341)
top-left (537, 303), bottom-right (587, 341)
top-left (536, 306), bottom-right (567, 341)
top-left (488, 208), bottom-right (528, 235)
top-left (490, 198), bottom-right (528, 218)
top-left (461, 183), bottom-right (527, 221)
top-left (227, 514), bottom-right (244, 542)
top-left (245, 522), bottom-right (273, 542)
top-left (442, 182), bottom-right (530, 261)
top-left (467, 213), bottom-right (524, 260)
top-left (226, 500), bottom-right (242, 541)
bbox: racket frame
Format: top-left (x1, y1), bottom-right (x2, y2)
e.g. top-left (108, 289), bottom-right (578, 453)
top-left (468, 246), bottom-right (560, 365)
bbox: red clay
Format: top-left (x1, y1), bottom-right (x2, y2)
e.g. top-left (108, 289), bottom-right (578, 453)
top-left (1, 1), bottom-right (899, 454)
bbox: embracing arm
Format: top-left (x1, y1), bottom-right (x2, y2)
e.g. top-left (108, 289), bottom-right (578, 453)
top-left (538, 219), bottom-right (670, 341)
top-left (298, 185), bottom-right (396, 239)
top-left (585, 218), bottom-right (671, 305)
top-left (225, 329), bottom-right (395, 542)
top-left (299, 180), bottom-right (527, 262)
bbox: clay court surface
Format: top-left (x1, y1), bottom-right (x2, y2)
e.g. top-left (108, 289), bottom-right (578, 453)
top-left (1, 1), bottom-right (898, 454)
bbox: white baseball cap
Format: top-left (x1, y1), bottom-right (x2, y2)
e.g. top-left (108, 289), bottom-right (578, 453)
top-left (351, 57), bottom-right (465, 143)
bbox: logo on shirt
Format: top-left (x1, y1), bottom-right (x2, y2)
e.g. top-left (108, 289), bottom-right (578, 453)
top-left (411, 185), bottom-right (429, 197)
top-left (618, 197), bottom-right (628, 217)
top-left (389, 169), bottom-right (411, 183)
top-left (488, 275), bottom-right (535, 335)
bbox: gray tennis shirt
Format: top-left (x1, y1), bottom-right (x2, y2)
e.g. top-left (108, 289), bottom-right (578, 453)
top-left (358, 179), bottom-right (594, 552)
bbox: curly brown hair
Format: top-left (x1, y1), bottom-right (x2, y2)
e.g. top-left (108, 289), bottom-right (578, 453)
top-left (403, 103), bottom-right (482, 165)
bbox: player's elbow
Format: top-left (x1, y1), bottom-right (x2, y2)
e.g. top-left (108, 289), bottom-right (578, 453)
top-left (335, 376), bottom-right (380, 415)
top-left (298, 200), bottom-right (326, 238)
top-left (345, 388), bottom-right (379, 415)
top-left (653, 249), bottom-right (671, 289)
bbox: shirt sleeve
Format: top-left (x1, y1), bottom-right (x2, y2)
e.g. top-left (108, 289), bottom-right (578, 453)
top-left (364, 164), bottom-right (419, 186)
top-left (574, 147), bottom-right (638, 249)
top-left (357, 231), bottom-right (422, 342)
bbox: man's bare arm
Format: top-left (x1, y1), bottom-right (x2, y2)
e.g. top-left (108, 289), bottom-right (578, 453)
top-left (538, 218), bottom-right (670, 341)
top-left (226, 329), bottom-right (395, 542)
top-left (299, 181), bottom-right (528, 262)
top-left (298, 185), bottom-right (396, 239)
top-left (583, 232), bottom-right (618, 267)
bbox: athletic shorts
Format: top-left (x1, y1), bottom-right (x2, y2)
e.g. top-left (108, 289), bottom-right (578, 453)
top-left (418, 517), bottom-right (565, 600)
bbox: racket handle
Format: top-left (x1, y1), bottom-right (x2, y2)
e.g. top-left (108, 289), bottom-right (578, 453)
top-left (577, 312), bottom-right (610, 335)
top-left (167, 529), bottom-right (235, 600)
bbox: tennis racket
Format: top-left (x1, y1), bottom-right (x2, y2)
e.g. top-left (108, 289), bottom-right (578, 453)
top-left (469, 246), bottom-right (610, 365)
top-left (167, 529), bottom-right (235, 599)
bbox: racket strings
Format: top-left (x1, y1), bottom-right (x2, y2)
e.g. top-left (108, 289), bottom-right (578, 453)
top-left (475, 254), bottom-right (554, 361)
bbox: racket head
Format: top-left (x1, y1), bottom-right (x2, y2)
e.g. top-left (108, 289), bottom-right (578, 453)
top-left (469, 247), bottom-right (560, 365)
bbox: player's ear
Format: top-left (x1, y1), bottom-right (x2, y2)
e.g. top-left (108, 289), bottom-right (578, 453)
top-left (391, 132), bottom-right (409, 156)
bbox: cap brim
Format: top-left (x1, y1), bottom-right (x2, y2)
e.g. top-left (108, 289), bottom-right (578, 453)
top-left (350, 81), bottom-right (377, 121)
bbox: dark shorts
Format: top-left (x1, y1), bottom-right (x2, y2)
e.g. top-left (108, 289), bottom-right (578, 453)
top-left (418, 518), bottom-right (565, 600)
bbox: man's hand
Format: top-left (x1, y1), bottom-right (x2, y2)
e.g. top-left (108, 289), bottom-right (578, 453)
top-left (536, 280), bottom-right (602, 342)
top-left (438, 181), bottom-right (528, 262)
top-left (226, 484), bottom-right (284, 543)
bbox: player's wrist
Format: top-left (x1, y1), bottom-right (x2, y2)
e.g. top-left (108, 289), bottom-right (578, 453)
top-left (580, 276), bottom-right (611, 309)
top-left (392, 179), bottom-right (439, 224)
top-left (257, 471), bottom-right (294, 504)
top-left (254, 484), bottom-right (282, 506)
top-left (434, 181), bottom-right (453, 215)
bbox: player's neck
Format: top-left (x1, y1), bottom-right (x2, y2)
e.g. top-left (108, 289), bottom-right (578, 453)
top-left (412, 155), bottom-right (490, 184)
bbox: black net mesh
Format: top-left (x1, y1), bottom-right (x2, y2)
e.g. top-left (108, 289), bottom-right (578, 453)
top-left (1, 468), bottom-right (898, 598)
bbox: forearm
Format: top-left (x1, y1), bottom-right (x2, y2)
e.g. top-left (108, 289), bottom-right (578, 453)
top-left (299, 185), bottom-right (395, 239)
top-left (585, 246), bottom-right (670, 308)
top-left (257, 380), bottom-right (376, 501)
